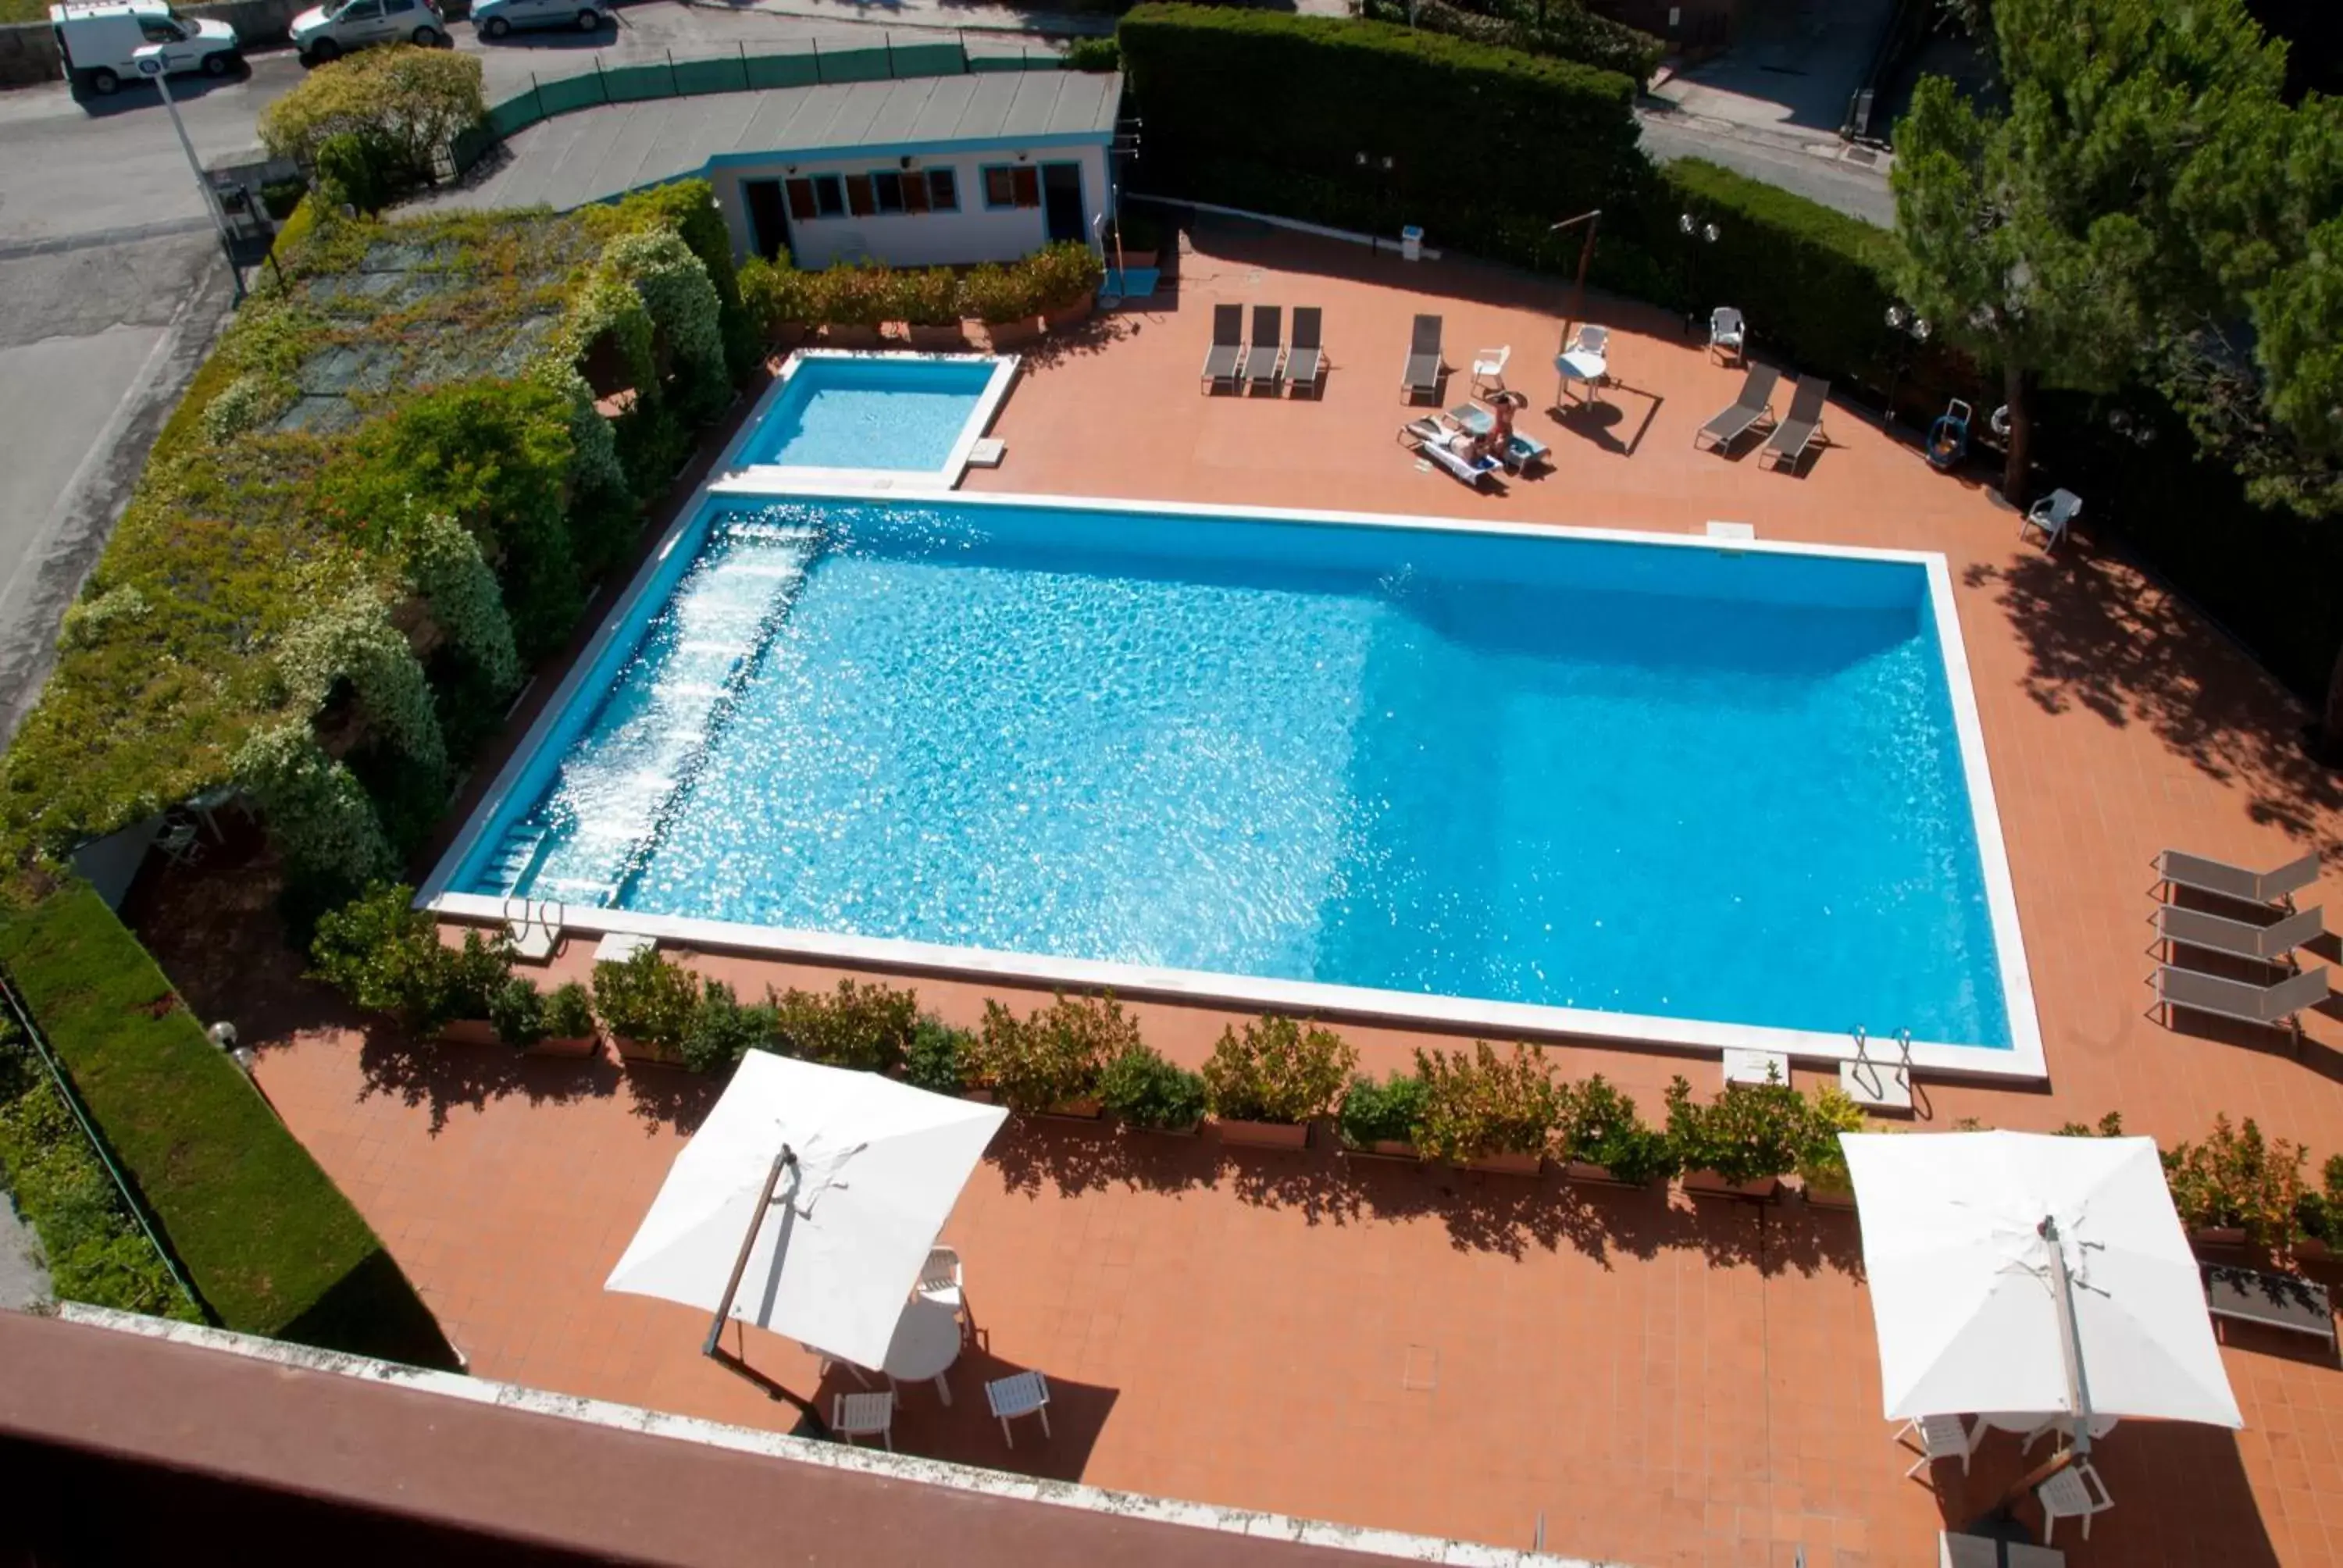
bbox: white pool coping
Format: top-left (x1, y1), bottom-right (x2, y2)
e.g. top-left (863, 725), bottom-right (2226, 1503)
top-left (722, 349), bottom-right (1019, 493)
top-left (423, 483), bottom-right (2046, 1085)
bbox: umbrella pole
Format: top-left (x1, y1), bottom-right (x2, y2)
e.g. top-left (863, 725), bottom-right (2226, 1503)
top-left (703, 1145), bottom-right (797, 1358)
top-left (1967, 1214), bottom-right (2095, 1531)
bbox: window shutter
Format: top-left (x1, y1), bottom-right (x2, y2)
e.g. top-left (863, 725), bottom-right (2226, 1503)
top-left (902, 173), bottom-right (929, 215)
top-left (1011, 167), bottom-right (1040, 208)
top-left (847, 176), bottom-right (876, 217)
top-left (785, 179), bottom-right (816, 221)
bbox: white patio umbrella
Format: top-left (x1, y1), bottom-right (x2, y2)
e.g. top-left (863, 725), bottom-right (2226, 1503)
top-left (605, 1050), bottom-right (1007, 1370)
top-left (1843, 1130), bottom-right (2242, 1442)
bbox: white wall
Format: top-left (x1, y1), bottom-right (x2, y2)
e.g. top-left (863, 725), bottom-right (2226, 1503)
top-left (711, 144), bottom-right (1111, 272)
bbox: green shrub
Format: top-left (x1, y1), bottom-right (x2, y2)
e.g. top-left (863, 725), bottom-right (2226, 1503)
top-left (1412, 1042), bottom-right (1560, 1163)
top-left (1098, 1042), bottom-right (1208, 1130)
top-left (2163, 1115), bottom-right (2306, 1250)
top-left (0, 1017), bottom-right (201, 1321)
top-left (0, 888), bottom-right (455, 1365)
top-left (308, 883), bottom-right (453, 1029)
top-left (487, 976), bottom-right (545, 1048)
top-left (1118, 5), bottom-right (1639, 261)
top-left (815, 260), bottom-right (910, 328)
top-left (1555, 1074), bottom-right (1677, 1185)
top-left (972, 992), bottom-right (1134, 1113)
top-left (1663, 1073), bottom-right (1813, 1186)
top-left (440, 930), bottom-right (514, 1022)
top-left (1064, 35), bottom-right (1122, 71)
top-left (739, 252), bottom-right (815, 331)
top-left (679, 978), bottom-right (778, 1075)
top-left (901, 266), bottom-right (963, 327)
top-left (959, 262), bottom-right (1037, 325)
top-left (591, 946), bottom-right (700, 1053)
top-left (259, 46), bottom-right (485, 191)
top-left (904, 1015), bottom-right (973, 1095)
top-left (1026, 240), bottom-right (1107, 310)
top-left (1358, 0), bottom-right (1660, 80)
top-left (1202, 1014), bottom-right (1357, 1124)
top-left (1793, 1085), bottom-right (1867, 1192)
top-left (260, 176), bottom-right (309, 220)
top-left (768, 978), bottom-right (918, 1073)
top-left (1336, 1069), bottom-right (1427, 1149)
top-left (544, 981), bottom-right (597, 1041)
top-left (313, 127), bottom-right (401, 215)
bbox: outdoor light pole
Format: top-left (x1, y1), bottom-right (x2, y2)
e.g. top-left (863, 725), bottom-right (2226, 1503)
top-left (1881, 302), bottom-right (1931, 427)
top-left (1550, 208), bottom-right (1603, 352)
top-left (1678, 210), bottom-right (1720, 337)
top-left (140, 56), bottom-right (244, 305)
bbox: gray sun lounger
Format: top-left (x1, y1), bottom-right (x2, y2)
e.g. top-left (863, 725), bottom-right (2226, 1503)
top-left (1245, 305), bottom-right (1283, 391)
top-left (2157, 848), bottom-right (2322, 909)
top-left (1401, 313), bottom-right (1443, 403)
top-left (1200, 303), bottom-right (1243, 394)
top-left (2154, 963), bottom-right (2330, 1041)
top-left (2204, 1263), bottom-right (2336, 1349)
top-left (1759, 376), bottom-right (1831, 471)
top-left (1285, 307), bottom-right (1325, 397)
top-left (1694, 363), bottom-right (1781, 454)
top-left (2154, 902), bottom-right (2324, 964)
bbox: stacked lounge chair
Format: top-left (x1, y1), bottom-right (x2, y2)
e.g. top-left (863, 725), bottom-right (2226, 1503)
top-left (1759, 376), bottom-right (1831, 472)
top-left (1401, 314), bottom-right (1444, 403)
top-left (2149, 847), bottom-right (2330, 1046)
top-left (1199, 303), bottom-right (1243, 394)
top-left (1245, 305), bottom-right (1283, 394)
top-left (1694, 364), bottom-right (1781, 454)
top-left (1285, 308), bottom-right (1325, 397)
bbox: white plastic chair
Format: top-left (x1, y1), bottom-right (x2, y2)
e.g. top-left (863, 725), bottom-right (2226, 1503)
top-left (2038, 1459), bottom-right (2114, 1542)
top-left (1571, 323), bottom-right (1610, 358)
top-left (1470, 344), bottom-right (1510, 395)
top-left (917, 1244), bottom-right (967, 1340)
top-left (1709, 307), bottom-right (1746, 364)
top-left (832, 1390), bottom-right (895, 1450)
top-left (985, 1370), bottom-right (1052, 1449)
top-left (1898, 1413), bottom-right (1980, 1480)
top-left (2020, 488), bottom-right (2081, 550)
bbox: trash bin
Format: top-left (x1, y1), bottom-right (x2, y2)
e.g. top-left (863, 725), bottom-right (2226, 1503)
top-left (1400, 225), bottom-right (1424, 262)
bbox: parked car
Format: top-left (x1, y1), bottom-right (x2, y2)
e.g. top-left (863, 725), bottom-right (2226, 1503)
top-left (48, 2), bottom-right (241, 95)
top-left (471, 0), bottom-right (605, 37)
top-left (289, 0), bottom-right (447, 63)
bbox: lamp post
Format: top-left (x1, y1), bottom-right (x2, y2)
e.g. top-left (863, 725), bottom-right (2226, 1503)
top-left (1882, 302), bottom-right (1931, 427)
top-left (1678, 210), bottom-right (1719, 337)
top-left (137, 55), bottom-right (244, 304)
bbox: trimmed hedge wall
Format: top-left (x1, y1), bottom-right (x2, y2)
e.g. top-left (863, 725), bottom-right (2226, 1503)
top-left (0, 888), bottom-right (456, 1368)
top-left (1118, 5), bottom-right (1642, 265)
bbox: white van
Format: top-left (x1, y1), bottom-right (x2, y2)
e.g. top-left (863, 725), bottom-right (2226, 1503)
top-left (49, 2), bottom-right (242, 96)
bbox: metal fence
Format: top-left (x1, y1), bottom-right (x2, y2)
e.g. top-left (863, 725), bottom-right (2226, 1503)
top-left (456, 35), bottom-right (1069, 168)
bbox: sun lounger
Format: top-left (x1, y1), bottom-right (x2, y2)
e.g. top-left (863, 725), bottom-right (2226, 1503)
top-left (1759, 376), bottom-right (1831, 471)
top-left (2204, 1263), bottom-right (2337, 1349)
top-left (2154, 963), bottom-right (2330, 1041)
top-left (2154, 902), bottom-right (2323, 965)
top-left (2156, 848), bottom-right (2321, 910)
top-left (1400, 415), bottom-right (1498, 490)
top-left (1200, 303), bottom-right (1243, 394)
top-left (1245, 305), bottom-right (1283, 392)
top-left (1285, 307), bottom-right (1325, 397)
top-left (1694, 364), bottom-right (1781, 454)
top-left (1501, 431), bottom-right (1551, 474)
top-left (1401, 313), bottom-right (1443, 403)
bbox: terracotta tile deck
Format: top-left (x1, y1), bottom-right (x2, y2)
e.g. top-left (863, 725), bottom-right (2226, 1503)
top-left (186, 220), bottom-right (2343, 1567)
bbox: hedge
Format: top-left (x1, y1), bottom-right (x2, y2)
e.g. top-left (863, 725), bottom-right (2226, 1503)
top-left (0, 887), bottom-right (456, 1367)
top-left (1118, 5), bottom-right (1642, 265)
top-left (1358, 0), bottom-right (1664, 83)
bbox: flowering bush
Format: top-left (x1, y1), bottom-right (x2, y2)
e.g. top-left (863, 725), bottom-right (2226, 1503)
top-left (769, 978), bottom-right (919, 1073)
top-left (1099, 1042), bottom-right (1208, 1130)
top-left (1203, 1014), bottom-right (1357, 1124)
top-left (1336, 1069), bottom-right (1427, 1149)
top-left (972, 992), bottom-right (1136, 1112)
top-left (1556, 1074), bottom-right (1678, 1185)
top-left (1411, 1042), bottom-right (1560, 1163)
top-left (2164, 1115), bottom-right (2307, 1249)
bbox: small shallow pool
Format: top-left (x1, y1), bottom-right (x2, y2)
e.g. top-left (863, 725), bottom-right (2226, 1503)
top-left (736, 354), bottom-right (1011, 477)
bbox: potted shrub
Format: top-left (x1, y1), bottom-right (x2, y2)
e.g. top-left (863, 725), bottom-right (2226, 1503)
top-left (487, 976), bottom-right (545, 1052)
top-left (435, 931), bottom-right (515, 1046)
top-left (960, 262), bottom-right (1039, 350)
top-left (679, 978), bottom-right (779, 1077)
top-left (1202, 1014), bottom-right (1357, 1149)
top-left (1793, 1086), bottom-right (1867, 1208)
top-left (738, 252), bottom-right (813, 351)
top-left (1099, 1042), bottom-right (1208, 1136)
top-left (1336, 1070), bottom-right (1426, 1160)
top-left (1030, 240), bottom-right (1105, 332)
top-left (769, 978), bottom-right (918, 1073)
top-left (535, 980), bottom-right (600, 1057)
top-left (1667, 1074), bottom-right (1809, 1199)
top-left (901, 267), bottom-right (968, 352)
top-left (818, 260), bottom-right (895, 348)
top-left (2163, 1115), bottom-right (2306, 1252)
top-left (2298, 1156), bottom-right (2343, 1260)
top-left (309, 882), bottom-right (460, 1034)
top-left (905, 1014), bottom-right (975, 1097)
top-left (1414, 1042), bottom-right (1560, 1174)
top-left (1111, 208), bottom-right (1161, 270)
top-left (592, 946), bottom-right (700, 1065)
top-left (1554, 1075), bottom-right (1676, 1188)
top-left (970, 992), bottom-right (1132, 1117)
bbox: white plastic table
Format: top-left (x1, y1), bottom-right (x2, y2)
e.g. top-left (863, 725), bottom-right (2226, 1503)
top-left (1555, 347), bottom-right (1608, 404)
top-left (883, 1296), bottom-right (963, 1404)
top-left (1981, 1410), bottom-right (2120, 1444)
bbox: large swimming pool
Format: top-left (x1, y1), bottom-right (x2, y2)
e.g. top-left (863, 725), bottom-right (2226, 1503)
top-left (437, 491), bottom-right (2035, 1061)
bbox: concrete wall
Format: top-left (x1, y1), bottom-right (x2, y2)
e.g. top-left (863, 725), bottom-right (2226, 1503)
top-left (711, 143), bottom-right (1111, 271)
top-left (0, 0), bottom-right (471, 88)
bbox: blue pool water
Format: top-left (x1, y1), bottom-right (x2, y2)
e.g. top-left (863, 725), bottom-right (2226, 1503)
top-left (460, 498), bottom-right (2013, 1048)
top-left (738, 358), bottom-right (994, 471)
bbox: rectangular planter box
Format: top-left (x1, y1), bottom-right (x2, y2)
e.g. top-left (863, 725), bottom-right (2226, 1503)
top-left (1464, 1150), bottom-right (1546, 1177)
top-left (1800, 1183), bottom-right (1856, 1211)
top-left (527, 1033), bottom-right (600, 1059)
top-left (904, 323), bottom-right (968, 352)
top-left (1039, 1097), bottom-right (1104, 1124)
top-left (1561, 1160), bottom-right (1638, 1187)
top-left (968, 318), bottom-right (1042, 351)
top-left (2191, 1226), bottom-right (2249, 1249)
top-left (821, 324), bottom-right (883, 349)
top-left (958, 1088), bottom-right (996, 1104)
top-left (1043, 294), bottom-right (1095, 333)
top-left (1341, 1139), bottom-right (1422, 1162)
top-left (437, 1018), bottom-right (497, 1047)
top-left (1123, 1120), bottom-right (1203, 1139)
top-left (1682, 1169), bottom-right (1782, 1201)
top-left (612, 1035), bottom-right (683, 1066)
top-left (1213, 1117), bottom-right (1310, 1151)
top-left (2300, 1238), bottom-right (2333, 1262)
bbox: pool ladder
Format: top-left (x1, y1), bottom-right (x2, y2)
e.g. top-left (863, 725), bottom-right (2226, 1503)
top-left (1845, 1025), bottom-right (1914, 1111)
